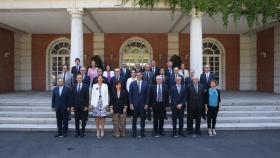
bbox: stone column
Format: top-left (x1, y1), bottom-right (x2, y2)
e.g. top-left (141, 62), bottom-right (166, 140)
top-left (189, 9), bottom-right (203, 77)
top-left (68, 8), bottom-right (84, 67)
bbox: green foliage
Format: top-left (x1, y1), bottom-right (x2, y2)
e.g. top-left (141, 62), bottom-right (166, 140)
top-left (122, 0), bottom-right (280, 28)
top-left (169, 54), bottom-right (182, 68)
top-left (91, 55), bottom-right (104, 70)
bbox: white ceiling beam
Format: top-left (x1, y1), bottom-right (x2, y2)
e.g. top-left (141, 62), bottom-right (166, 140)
top-left (168, 13), bottom-right (185, 33)
top-left (84, 9), bottom-right (104, 33)
top-left (0, 22), bottom-right (27, 34)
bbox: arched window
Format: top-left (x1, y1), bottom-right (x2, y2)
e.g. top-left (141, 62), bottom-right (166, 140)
top-left (120, 37), bottom-right (153, 69)
top-left (203, 39), bottom-right (224, 88)
top-left (49, 40), bottom-right (71, 87)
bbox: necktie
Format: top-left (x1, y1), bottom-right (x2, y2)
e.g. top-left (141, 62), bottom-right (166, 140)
top-left (137, 81), bottom-right (141, 93)
top-left (177, 85), bottom-right (181, 94)
top-left (123, 68), bottom-right (126, 74)
top-left (117, 76), bottom-right (119, 80)
top-left (147, 72), bottom-right (149, 79)
top-left (206, 73), bottom-right (209, 82)
top-left (195, 84), bottom-right (198, 94)
top-left (63, 73), bottom-right (66, 82)
top-left (76, 66), bottom-right (79, 72)
top-left (182, 70), bottom-right (185, 76)
top-left (153, 67), bottom-right (155, 73)
top-left (157, 85), bottom-right (162, 102)
top-left (169, 69), bottom-right (172, 75)
top-left (78, 84), bottom-right (81, 93)
top-left (59, 87), bottom-right (62, 96)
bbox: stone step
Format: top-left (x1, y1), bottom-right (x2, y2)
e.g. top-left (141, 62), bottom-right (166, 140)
top-left (1, 111), bottom-right (280, 118)
top-left (0, 123), bottom-right (279, 131)
top-left (0, 105), bottom-right (279, 112)
top-left (1, 116), bottom-right (280, 124)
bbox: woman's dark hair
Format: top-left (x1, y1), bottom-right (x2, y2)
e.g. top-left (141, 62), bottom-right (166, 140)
top-left (75, 58), bottom-right (80, 62)
top-left (106, 65), bottom-right (111, 71)
top-left (114, 80), bottom-right (123, 89)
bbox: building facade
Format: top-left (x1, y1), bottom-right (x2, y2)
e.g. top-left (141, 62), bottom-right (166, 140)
top-left (0, 0), bottom-right (279, 93)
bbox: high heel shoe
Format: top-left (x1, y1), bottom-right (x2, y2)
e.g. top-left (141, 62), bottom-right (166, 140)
top-left (100, 130), bottom-right (104, 138)
top-left (96, 130), bottom-right (101, 138)
top-left (212, 129), bottom-right (217, 135)
top-left (208, 129), bottom-right (213, 136)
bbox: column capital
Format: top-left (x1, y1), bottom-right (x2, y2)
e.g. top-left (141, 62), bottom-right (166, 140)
top-left (67, 8), bottom-right (84, 17)
top-left (190, 8), bottom-right (203, 18)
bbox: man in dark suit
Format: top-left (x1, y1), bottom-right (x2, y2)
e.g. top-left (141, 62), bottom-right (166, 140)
top-left (186, 77), bottom-right (205, 136)
top-left (150, 75), bottom-right (169, 137)
top-left (120, 62), bottom-right (131, 82)
top-left (52, 78), bottom-right (71, 138)
top-left (164, 61), bottom-right (173, 78)
top-left (200, 64), bottom-right (215, 119)
top-left (92, 68), bottom-right (108, 85)
top-left (200, 65), bottom-right (215, 89)
top-left (169, 67), bottom-right (185, 87)
top-left (71, 74), bottom-right (89, 138)
top-left (135, 62), bottom-right (144, 73)
top-left (185, 69), bottom-right (195, 87)
top-left (129, 72), bottom-right (149, 138)
top-left (71, 58), bottom-right (81, 82)
top-left (80, 66), bottom-right (90, 85)
top-left (170, 76), bottom-right (187, 137)
top-left (159, 68), bottom-right (169, 120)
top-left (111, 68), bottom-right (125, 88)
top-left (151, 60), bottom-right (160, 76)
top-left (143, 63), bottom-right (155, 121)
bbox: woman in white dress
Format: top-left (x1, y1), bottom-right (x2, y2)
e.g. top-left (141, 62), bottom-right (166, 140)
top-left (91, 76), bottom-right (109, 138)
top-left (126, 69), bottom-right (137, 92)
top-left (179, 63), bottom-right (189, 79)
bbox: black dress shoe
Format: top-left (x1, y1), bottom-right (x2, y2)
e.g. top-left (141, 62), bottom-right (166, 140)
top-left (195, 131), bottom-right (202, 135)
top-left (132, 133), bottom-right (136, 138)
top-left (74, 134), bottom-right (80, 138)
top-left (187, 130), bottom-right (193, 135)
top-left (80, 133), bottom-right (85, 138)
top-left (179, 132), bottom-right (186, 137)
top-left (140, 133), bottom-right (145, 138)
top-left (159, 131), bottom-right (165, 136)
top-left (63, 133), bottom-right (68, 137)
top-left (55, 134), bottom-right (63, 138)
top-left (171, 132), bottom-right (177, 137)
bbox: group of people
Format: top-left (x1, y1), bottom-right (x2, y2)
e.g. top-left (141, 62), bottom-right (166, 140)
top-left (51, 58), bottom-right (221, 139)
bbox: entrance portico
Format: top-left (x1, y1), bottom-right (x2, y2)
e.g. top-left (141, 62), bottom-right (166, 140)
top-left (0, 0), bottom-right (279, 93)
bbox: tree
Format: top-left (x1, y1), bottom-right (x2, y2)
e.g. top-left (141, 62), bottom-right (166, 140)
top-left (169, 54), bottom-right (182, 68)
top-left (122, 0), bottom-right (280, 28)
top-left (91, 55), bottom-right (104, 70)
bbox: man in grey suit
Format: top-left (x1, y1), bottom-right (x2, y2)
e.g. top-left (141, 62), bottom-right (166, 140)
top-left (58, 65), bottom-right (74, 89)
top-left (58, 64), bottom-right (74, 121)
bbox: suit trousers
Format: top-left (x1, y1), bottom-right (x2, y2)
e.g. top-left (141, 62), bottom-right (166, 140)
top-left (55, 107), bottom-right (68, 135)
top-left (74, 106), bottom-right (88, 135)
top-left (152, 102), bottom-right (165, 134)
top-left (112, 113), bottom-right (126, 137)
top-left (187, 106), bottom-right (202, 134)
top-left (132, 108), bottom-right (146, 134)
top-left (207, 106), bottom-right (219, 129)
top-left (171, 107), bottom-right (185, 133)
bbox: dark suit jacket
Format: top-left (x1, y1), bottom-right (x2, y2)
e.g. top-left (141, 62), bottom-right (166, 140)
top-left (160, 75), bottom-right (169, 88)
top-left (143, 71), bottom-right (155, 85)
top-left (169, 74), bottom-right (185, 87)
top-left (164, 68), bottom-right (174, 78)
top-left (187, 83), bottom-right (205, 110)
top-left (151, 67), bottom-right (160, 76)
top-left (111, 75), bottom-right (126, 88)
top-left (71, 65), bottom-right (81, 77)
top-left (92, 75), bottom-right (109, 86)
top-left (185, 77), bottom-right (193, 88)
top-left (200, 72), bottom-right (215, 89)
top-left (72, 83), bottom-right (89, 108)
top-left (205, 88), bottom-right (221, 107)
top-left (120, 68), bottom-right (131, 80)
top-left (129, 80), bottom-right (149, 111)
top-left (82, 74), bottom-right (91, 85)
top-left (52, 86), bottom-right (71, 110)
top-left (170, 84), bottom-right (187, 109)
top-left (110, 89), bottom-right (128, 114)
top-left (149, 84), bottom-right (169, 107)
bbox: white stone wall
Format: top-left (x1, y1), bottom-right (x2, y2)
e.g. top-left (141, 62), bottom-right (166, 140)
top-left (239, 34), bottom-right (257, 90)
top-left (14, 33), bottom-right (32, 91)
top-left (274, 25), bottom-right (280, 94)
top-left (93, 33), bottom-right (104, 62)
top-left (168, 33), bottom-right (179, 59)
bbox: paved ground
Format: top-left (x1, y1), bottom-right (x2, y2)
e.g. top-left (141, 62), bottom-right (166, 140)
top-left (0, 130), bottom-right (279, 158)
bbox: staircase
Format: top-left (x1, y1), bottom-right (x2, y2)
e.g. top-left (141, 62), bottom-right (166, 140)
top-left (0, 91), bottom-right (280, 131)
